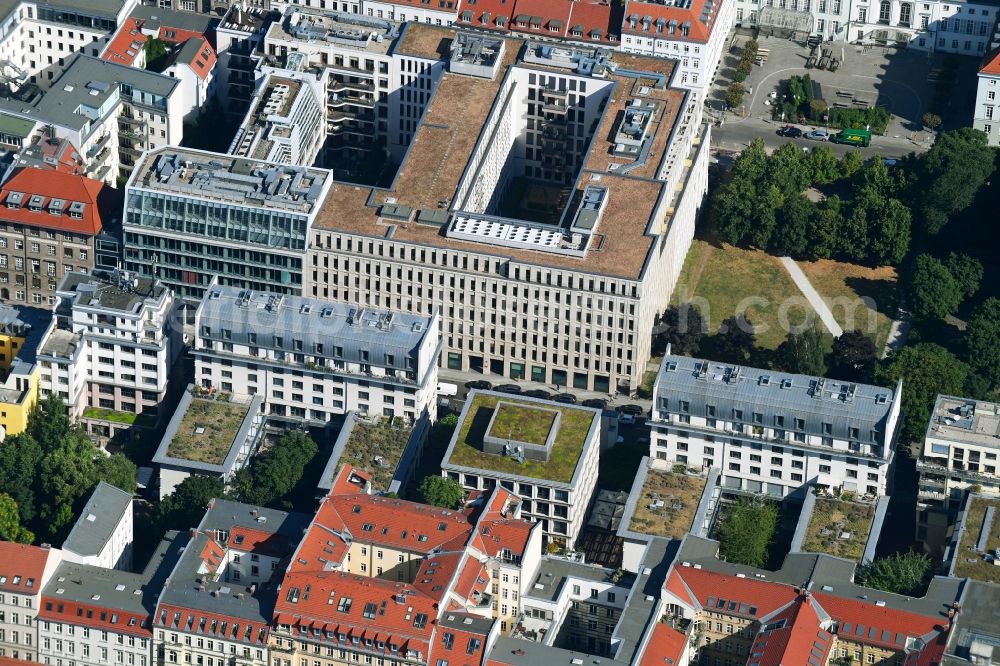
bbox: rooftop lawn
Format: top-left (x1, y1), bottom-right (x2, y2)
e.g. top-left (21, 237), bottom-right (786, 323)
top-left (166, 398), bottom-right (249, 465)
top-left (83, 407), bottom-right (137, 425)
top-left (628, 469), bottom-right (706, 539)
top-left (954, 497), bottom-right (1000, 584)
top-left (802, 497), bottom-right (875, 561)
top-left (342, 417), bottom-right (413, 490)
top-left (447, 394), bottom-right (596, 483)
top-left (488, 402), bottom-right (557, 445)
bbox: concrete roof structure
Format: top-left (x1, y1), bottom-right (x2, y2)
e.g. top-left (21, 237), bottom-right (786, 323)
top-left (57, 270), bottom-right (168, 313)
top-left (926, 395), bottom-right (1000, 449)
top-left (153, 388), bottom-right (262, 472)
top-left (61, 481), bottom-right (133, 559)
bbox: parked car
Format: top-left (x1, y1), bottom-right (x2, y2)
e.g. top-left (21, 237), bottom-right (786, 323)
top-left (619, 404), bottom-right (644, 416)
top-left (494, 384), bottom-right (522, 394)
top-left (465, 380), bottom-right (493, 391)
top-left (777, 124), bottom-right (802, 138)
top-left (582, 398), bottom-right (608, 410)
top-left (618, 414), bottom-right (636, 425)
top-left (553, 393), bottom-right (578, 404)
top-left (523, 389), bottom-right (553, 399)
top-left (805, 129), bottom-right (830, 141)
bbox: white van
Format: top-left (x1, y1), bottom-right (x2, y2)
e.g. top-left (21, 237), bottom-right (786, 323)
top-left (437, 382), bottom-right (459, 397)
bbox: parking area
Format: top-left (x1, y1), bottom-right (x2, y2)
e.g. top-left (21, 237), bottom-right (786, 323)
top-left (709, 33), bottom-right (980, 152)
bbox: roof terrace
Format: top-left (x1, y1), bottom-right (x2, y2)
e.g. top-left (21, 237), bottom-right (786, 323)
top-left (926, 395), bottom-right (1000, 449)
top-left (443, 392), bottom-right (598, 484)
top-left (953, 496), bottom-right (1000, 584)
top-left (268, 9), bottom-right (398, 56)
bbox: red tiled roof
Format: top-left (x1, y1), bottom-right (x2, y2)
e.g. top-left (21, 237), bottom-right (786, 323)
top-left (325, 494), bottom-right (475, 554)
top-left (380, 0), bottom-right (460, 12)
top-left (0, 542), bottom-right (54, 594)
top-left (428, 616), bottom-right (491, 666)
top-left (155, 604), bottom-right (270, 644)
top-left (749, 596), bottom-right (833, 666)
top-left (510, 0), bottom-right (572, 38)
top-left (412, 551), bottom-right (463, 599)
top-left (39, 598), bottom-right (151, 638)
top-left (456, 0), bottom-right (516, 32)
top-left (0, 657), bottom-right (45, 666)
top-left (170, 36), bottom-right (217, 81)
top-left (468, 519), bottom-right (535, 559)
top-left (667, 566), bottom-right (796, 618)
top-left (639, 623), bottom-right (687, 666)
top-left (813, 592), bottom-right (948, 652)
top-left (622, 0), bottom-right (722, 43)
top-left (565, 0), bottom-right (622, 44)
top-left (330, 464), bottom-right (371, 496)
top-left (0, 167), bottom-right (108, 236)
top-left (102, 18), bottom-right (148, 66)
top-left (981, 48), bottom-right (1000, 75)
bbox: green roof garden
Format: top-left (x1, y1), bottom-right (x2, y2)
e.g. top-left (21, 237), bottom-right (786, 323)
top-left (341, 417), bottom-right (413, 490)
top-left (954, 496), bottom-right (1000, 584)
top-left (628, 469), bottom-right (707, 539)
top-left (446, 393), bottom-right (597, 483)
top-left (803, 496), bottom-right (875, 561)
top-left (165, 397), bottom-right (251, 465)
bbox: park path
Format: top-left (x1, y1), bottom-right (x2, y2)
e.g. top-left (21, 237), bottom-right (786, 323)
top-left (780, 257), bottom-right (844, 337)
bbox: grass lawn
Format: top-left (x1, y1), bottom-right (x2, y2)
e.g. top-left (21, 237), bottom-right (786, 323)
top-left (672, 240), bottom-right (816, 349)
top-left (628, 469), bottom-right (707, 539)
top-left (448, 394), bottom-right (596, 483)
top-left (489, 403), bottom-right (557, 445)
top-left (83, 407), bottom-right (138, 425)
top-left (803, 497), bottom-right (875, 561)
top-left (166, 398), bottom-right (249, 465)
top-left (953, 497), bottom-right (1000, 584)
top-left (797, 259), bottom-right (897, 349)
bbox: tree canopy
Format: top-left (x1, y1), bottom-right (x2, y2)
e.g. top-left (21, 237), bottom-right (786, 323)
top-left (653, 304), bottom-right (706, 356)
top-left (908, 254), bottom-right (963, 320)
top-left (915, 128), bottom-right (996, 235)
top-left (774, 326), bottom-right (830, 376)
top-left (965, 297), bottom-right (1000, 387)
top-left (857, 551), bottom-right (932, 596)
top-left (417, 476), bottom-right (465, 509)
top-left (156, 475), bottom-right (226, 533)
top-left (0, 493), bottom-right (34, 544)
top-left (718, 499), bottom-right (778, 568)
top-left (232, 430), bottom-right (319, 508)
top-left (827, 331), bottom-right (878, 383)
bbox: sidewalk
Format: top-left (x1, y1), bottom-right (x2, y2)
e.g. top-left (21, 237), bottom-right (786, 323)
top-left (780, 256), bottom-right (844, 337)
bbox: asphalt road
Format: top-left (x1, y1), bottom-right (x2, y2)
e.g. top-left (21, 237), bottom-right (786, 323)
top-left (710, 118), bottom-right (931, 159)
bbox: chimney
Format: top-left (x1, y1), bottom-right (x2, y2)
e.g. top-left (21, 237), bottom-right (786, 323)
top-left (190, 528), bottom-right (198, 538)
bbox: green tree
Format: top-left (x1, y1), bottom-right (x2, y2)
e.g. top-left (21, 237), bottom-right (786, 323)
top-left (916, 128), bottom-right (996, 234)
top-left (838, 151), bottom-right (864, 179)
top-left (806, 146), bottom-right (839, 185)
top-left (965, 297), bottom-right (1000, 387)
top-left (725, 82), bottom-right (746, 109)
top-left (157, 475), bottom-right (226, 532)
top-left (439, 413), bottom-right (459, 429)
top-left (0, 432), bottom-right (43, 524)
top-left (95, 454), bottom-right (138, 494)
top-left (808, 195), bottom-right (843, 259)
top-left (944, 252), bottom-right (983, 300)
top-left (857, 551), bottom-right (932, 596)
top-left (37, 432), bottom-right (98, 540)
top-left (0, 493), bottom-right (34, 544)
top-left (28, 394), bottom-right (71, 453)
top-left (921, 112), bottom-right (942, 130)
top-left (827, 331), bottom-right (878, 383)
top-left (774, 326), bottom-right (829, 376)
top-left (714, 315), bottom-right (757, 364)
top-left (712, 176), bottom-right (759, 246)
top-left (865, 197), bottom-right (911, 266)
top-left (417, 476), bottom-right (465, 509)
top-left (875, 343), bottom-right (969, 443)
top-left (771, 192), bottom-right (814, 257)
top-left (747, 184), bottom-right (783, 249)
top-left (653, 304), bottom-right (706, 356)
top-left (908, 254), bottom-right (963, 319)
top-left (718, 499), bottom-right (778, 568)
top-left (237, 431), bottom-right (319, 507)
top-left (766, 142), bottom-right (811, 195)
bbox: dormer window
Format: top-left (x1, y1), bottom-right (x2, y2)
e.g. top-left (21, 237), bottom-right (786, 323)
top-left (6, 191), bottom-right (22, 209)
top-left (28, 195), bottom-right (44, 211)
top-left (68, 201), bottom-right (85, 219)
top-left (49, 198), bottom-right (65, 216)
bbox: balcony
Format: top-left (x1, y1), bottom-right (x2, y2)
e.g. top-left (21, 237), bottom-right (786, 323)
top-left (331, 79), bottom-right (375, 93)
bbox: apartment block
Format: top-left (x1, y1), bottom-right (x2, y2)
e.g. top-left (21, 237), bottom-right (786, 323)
top-left (192, 283), bottom-right (440, 424)
top-left (915, 395), bottom-right (1000, 556)
top-left (0, 542), bottom-right (62, 661)
top-left (974, 50), bottom-right (1000, 145)
top-left (441, 390), bottom-right (602, 549)
top-left (123, 148), bottom-right (333, 301)
top-left (37, 270), bottom-right (180, 441)
top-left (215, 6), bottom-right (280, 121)
top-left (61, 481), bottom-right (134, 571)
top-left (649, 353), bottom-right (902, 499)
top-left (621, 0), bottom-right (734, 93)
top-left (849, 0), bottom-right (997, 54)
top-left (153, 501), bottom-right (311, 666)
top-left (733, 0), bottom-right (851, 41)
top-left (0, 167), bottom-right (119, 307)
top-left (0, 303), bottom-right (52, 438)
top-left (306, 27), bottom-right (708, 394)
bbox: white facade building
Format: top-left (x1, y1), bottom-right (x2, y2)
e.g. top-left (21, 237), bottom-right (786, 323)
top-left (38, 270), bottom-right (180, 438)
top-left (848, 0), bottom-right (997, 55)
top-left (0, 542), bottom-right (62, 662)
top-left (974, 50), bottom-right (1000, 144)
top-left (192, 283), bottom-right (440, 424)
top-left (649, 352), bottom-right (902, 499)
top-left (61, 481), bottom-right (135, 571)
top-left (733, 0), bottom-right (851, 40)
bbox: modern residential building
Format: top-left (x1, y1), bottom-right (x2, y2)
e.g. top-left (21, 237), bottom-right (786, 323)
top-left (192, 283), bottom-right (440, 425)
top-left (215, 5), bottom-right (279, 121)
top-left (649, 352), bottom-right (903, 499)
top-left (305, 27), bottom-right (709, 394)
top-left (0, 303), bottom-right (52, 438)
top-left (153, 500), bottom-right (311, 666)
top-left (0, 542), bottom-right (62, 662)
top-left (974, 49), bottom-right (1000, 145)
top-left (441, 390), bottom-right (602, 549)
top-left (620, 0), bottom-right (734, 93)
top-left (0, 167), bottom-right (120, 306)
top-left (61, 481), bottom-right (135, 571)
top-left (37, 270), bottom-right (180, 442)
top-left (122, 147), bottom-right (333, 302)
top-left (228, 70), bottom-right (324, 166)
top-left (152, 386), bottom-right (265, 499)
top-left (915, 395), bottom-right (1000, 556)
top-left (37, 530), bottom-right (187, 666)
